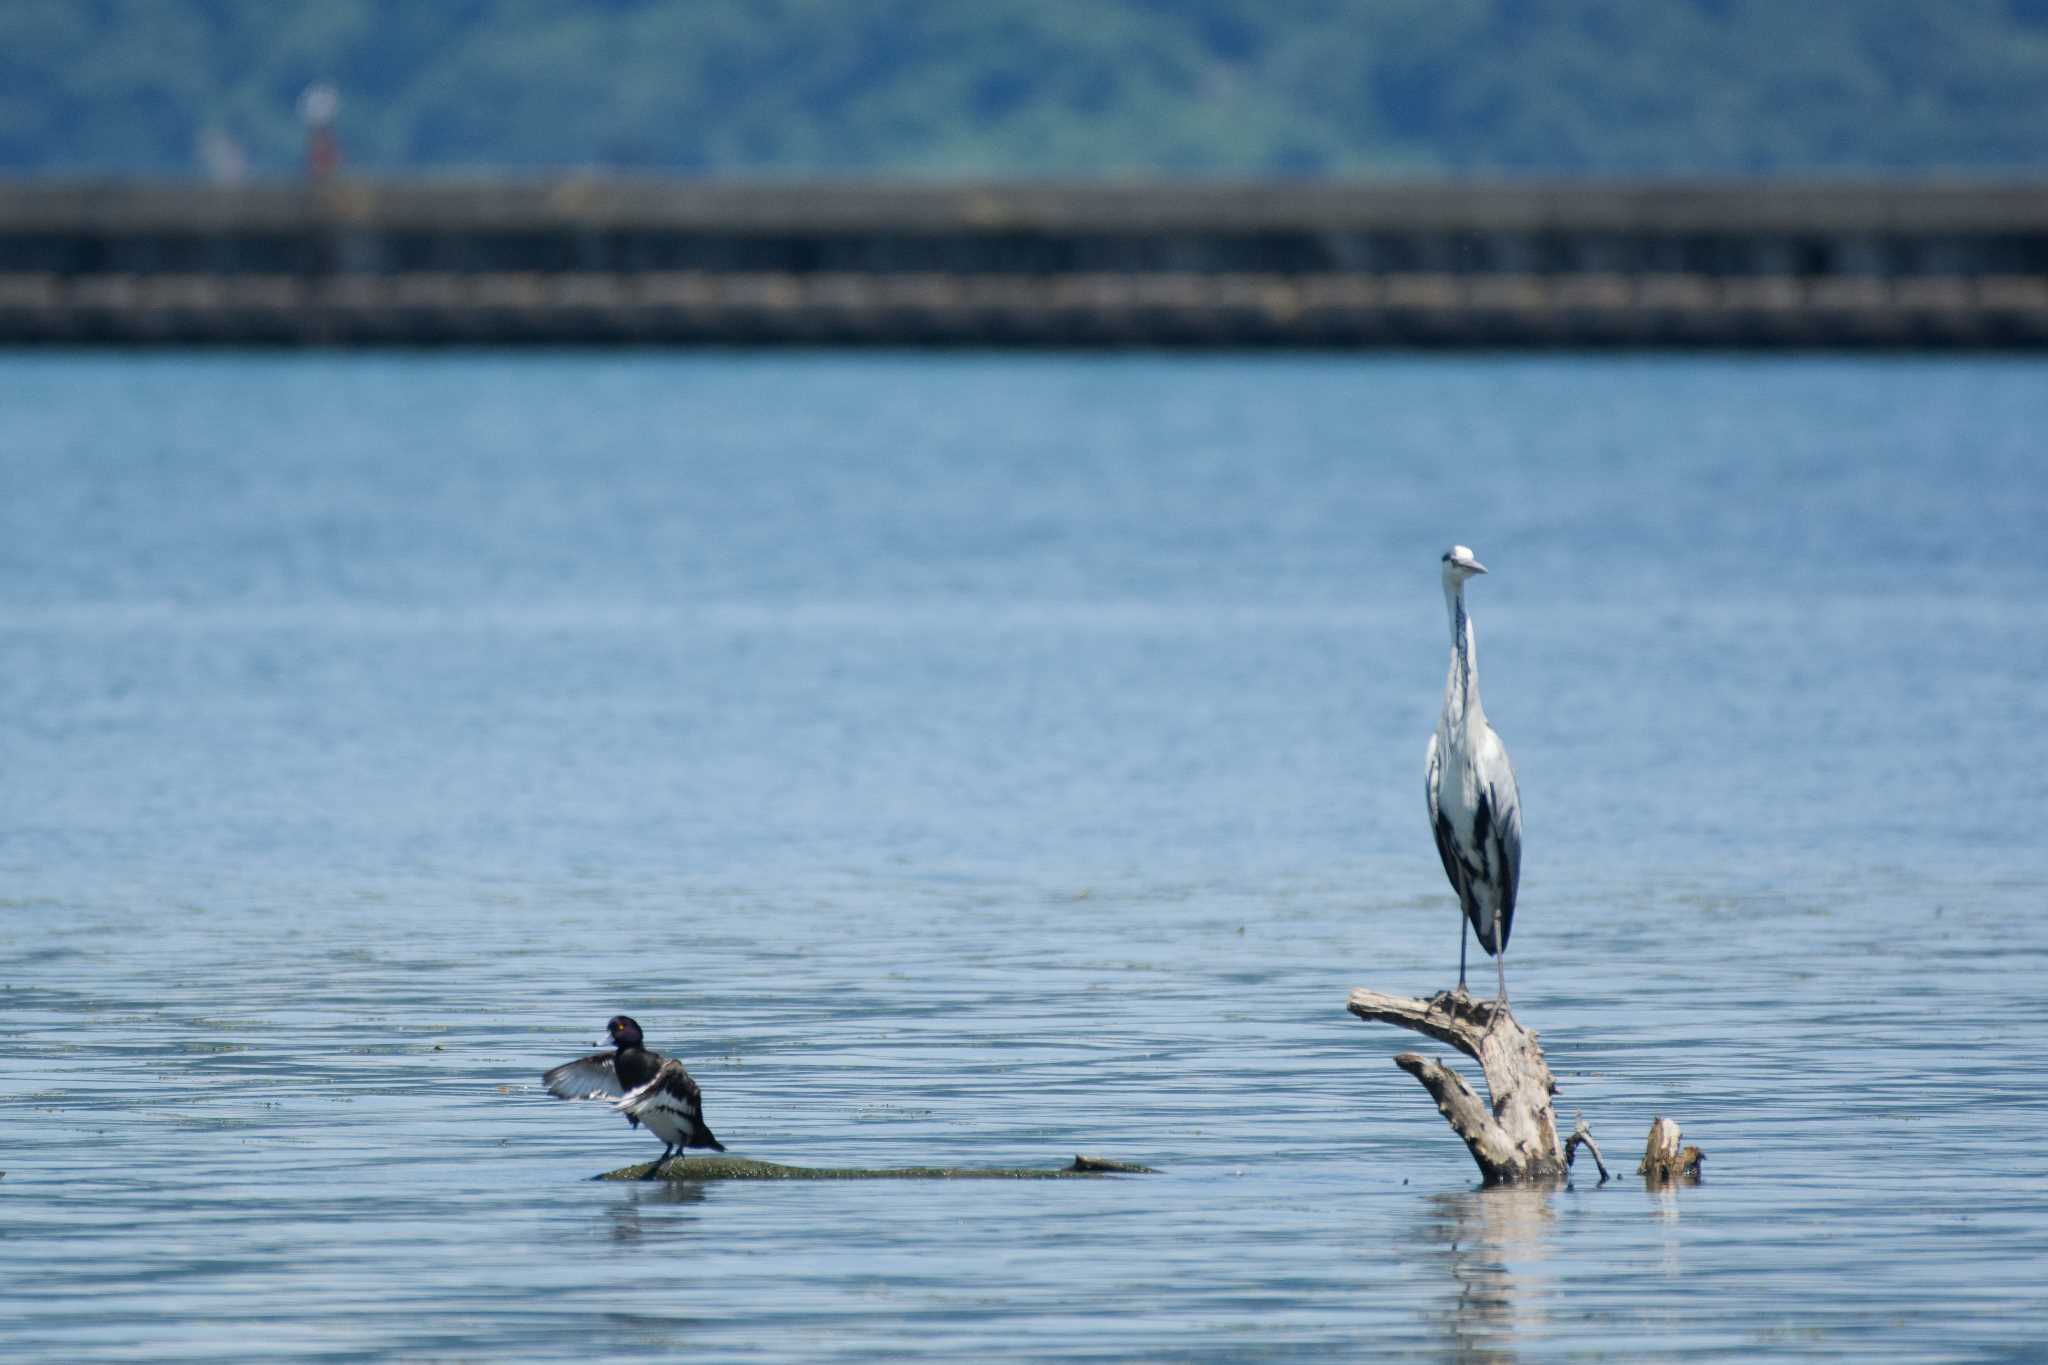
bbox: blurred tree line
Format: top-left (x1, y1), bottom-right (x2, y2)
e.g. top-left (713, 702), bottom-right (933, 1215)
top-left (5, 0), bottom-right (2047, 178)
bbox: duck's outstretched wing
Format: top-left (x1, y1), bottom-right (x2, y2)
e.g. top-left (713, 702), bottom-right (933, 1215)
top-left (542, 1052), bottom-right (622, 1102)
top-left (615, 1059), bottom-right (727, 1151)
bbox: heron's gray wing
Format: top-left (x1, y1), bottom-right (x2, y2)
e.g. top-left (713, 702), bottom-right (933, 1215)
top-left (542, 1052), bottom-right (622, 1101)
top-left (1484, 734), bottom-right (1523, 939)
top-left (1425, 732), bottom-right (1465, 892)
top-left (1425, 732), bottom-right (1441, 824)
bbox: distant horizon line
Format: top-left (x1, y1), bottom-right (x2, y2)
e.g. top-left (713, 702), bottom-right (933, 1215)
top-left (7, 169), bottom-right (2048, 187)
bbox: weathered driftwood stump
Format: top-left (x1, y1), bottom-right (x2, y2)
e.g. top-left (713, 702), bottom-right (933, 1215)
top-left (1347, 987), bottom-right (1587, 1185)
top-left (1638, 1117), bottom-right (1704, 1184)
top-left (598, 1153), bottom-right (1159, 1182)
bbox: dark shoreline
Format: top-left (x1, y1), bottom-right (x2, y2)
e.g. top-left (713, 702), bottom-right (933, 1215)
top-left (5, 178), bottom-right (2045, 348)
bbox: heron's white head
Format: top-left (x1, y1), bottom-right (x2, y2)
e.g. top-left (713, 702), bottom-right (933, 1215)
top-left (1440, 545), bottom-right (1488, 585)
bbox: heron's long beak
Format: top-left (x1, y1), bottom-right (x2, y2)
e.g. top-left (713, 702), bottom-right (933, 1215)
top-left (1468, 560), bottom-right (1487, 575)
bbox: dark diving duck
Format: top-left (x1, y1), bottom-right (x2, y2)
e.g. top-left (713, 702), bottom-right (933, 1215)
top-left (542, 1014), bottom-right (726, 1177)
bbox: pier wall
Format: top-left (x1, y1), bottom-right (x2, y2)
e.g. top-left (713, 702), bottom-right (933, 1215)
top-left (3, 180), bottom-right (2045, 346)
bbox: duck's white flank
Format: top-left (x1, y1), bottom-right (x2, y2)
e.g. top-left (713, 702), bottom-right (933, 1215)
top-left (614, 1059), bottom-right (725, 1158)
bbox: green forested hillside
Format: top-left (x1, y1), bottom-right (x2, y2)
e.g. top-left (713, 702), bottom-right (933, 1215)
top-left (5, 0), bottom-right (2048, 178)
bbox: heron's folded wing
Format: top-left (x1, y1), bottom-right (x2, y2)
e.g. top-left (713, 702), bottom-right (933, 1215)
top-left (1478, 726), bottom-right (1522, 909)
top-left (1425, 732), bottom-right (1442, 824)
top-left (1492, 772), bottom-right (1522, 915)
top-left (542, 1052), bottom-right (622, 1101)
top-left (1425, 733), bottom-right (1465, 889)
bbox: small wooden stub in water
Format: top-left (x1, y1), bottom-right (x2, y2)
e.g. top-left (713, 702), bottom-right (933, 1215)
top-left (1638, 1117), bottom-right (1704, 1184)
top-left (597, 1153), bottom-right (1160, 1182)
top-left (1348, 986), bottom-right (1578, 1185)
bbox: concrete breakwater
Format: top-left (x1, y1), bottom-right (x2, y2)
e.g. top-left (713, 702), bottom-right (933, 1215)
top-left (3, 179), bottom-right (2045, 347)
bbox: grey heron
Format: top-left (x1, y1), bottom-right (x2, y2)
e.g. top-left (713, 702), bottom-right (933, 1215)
top-left (1424, 545), bottom-right (1523, 1003)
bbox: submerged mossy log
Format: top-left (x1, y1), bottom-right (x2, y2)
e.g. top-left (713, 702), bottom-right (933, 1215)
top-left (596, 1153), bottom-right (1159, 1182)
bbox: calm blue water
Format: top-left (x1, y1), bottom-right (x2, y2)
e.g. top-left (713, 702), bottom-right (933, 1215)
top-left (2, 352), bottom-right (2046, 1361)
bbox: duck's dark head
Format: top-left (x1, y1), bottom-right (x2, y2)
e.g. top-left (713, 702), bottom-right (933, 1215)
top-left (606, 1015), bottom-right (645, 1050)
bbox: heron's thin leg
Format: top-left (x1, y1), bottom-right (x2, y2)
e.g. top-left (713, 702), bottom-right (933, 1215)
top-left (1458, 916), bottom-right (1469, 993)
top-left (1495, 933), bottom-right (1508, 1006)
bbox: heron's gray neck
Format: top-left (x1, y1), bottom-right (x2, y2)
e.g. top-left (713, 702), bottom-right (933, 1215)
top-left (1443, 583), bottom-right (1483, 726)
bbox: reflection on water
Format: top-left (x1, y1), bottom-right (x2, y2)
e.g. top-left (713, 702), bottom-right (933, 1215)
top-left (1647, 1183), bottom-right (1684, 1282)
top-left (604, 1182), bottom-right (711, 1244)
top-left (1423, 1188), bottom-right (1558, 1362)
